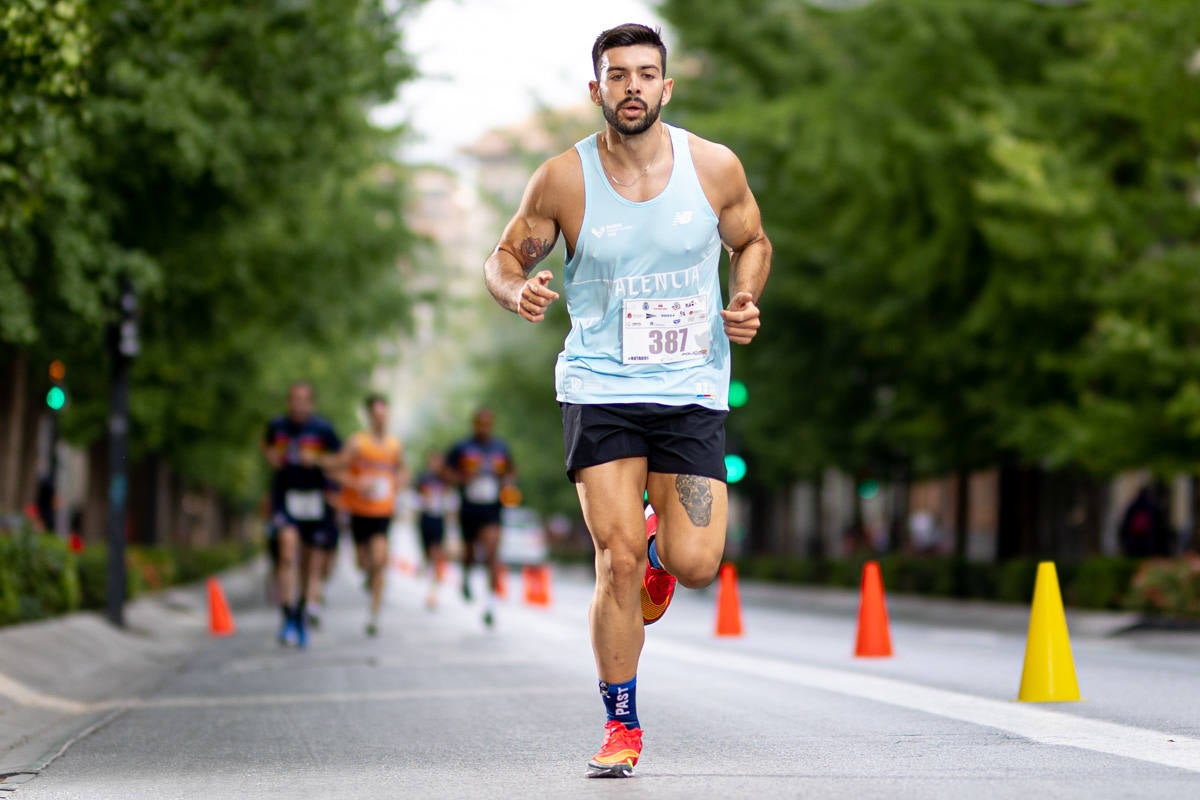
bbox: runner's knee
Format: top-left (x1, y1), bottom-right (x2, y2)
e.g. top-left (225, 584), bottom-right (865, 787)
top-left (594, 543), bottom-right (644, 589)
top-left (660, 543), bottom-right (721, 589)
top-left (277, 529), bottom-right (299, 565)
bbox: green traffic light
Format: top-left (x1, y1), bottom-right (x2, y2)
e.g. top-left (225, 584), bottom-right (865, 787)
top-left (725, 454), bottom-right (747, 484)
top-left (46, 386), bottom-right (66, 411)
top-left (729, 379), bottom-right (748, 408)
top-left (858, 479), bottom-right (880, 500)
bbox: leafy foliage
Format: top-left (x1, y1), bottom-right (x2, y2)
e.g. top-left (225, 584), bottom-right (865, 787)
top-left (658, 0), bottom-right (1200, 486)
top-left (3, 0), bottom-right (426, 504)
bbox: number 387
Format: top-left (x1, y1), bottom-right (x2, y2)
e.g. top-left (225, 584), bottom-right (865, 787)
top-left (648, 328), bottom-right (688, 355)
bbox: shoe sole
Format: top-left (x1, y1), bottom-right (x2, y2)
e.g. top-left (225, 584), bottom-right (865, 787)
top-left (586, 761), bottom-right (635, 778)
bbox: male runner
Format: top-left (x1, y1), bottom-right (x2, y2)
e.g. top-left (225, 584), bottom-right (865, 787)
top-left (443, 408), bottom-right (516, 627)
top-left (415, 450), bottom-right (454, 610)
top-left (339, 394), bottom-right (406, 637)
top-left (483, 23), bottom-right (771, 777)
top-left (260, 382), bottom-right (343, 648)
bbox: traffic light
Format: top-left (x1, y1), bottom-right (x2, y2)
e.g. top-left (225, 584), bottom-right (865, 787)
top-left (46, 360), bottom-right (66, 411)
top-left (726, 378), bottom-right (749, 482)
top-left (725, 454), bottom-right (747, 484)
top-left (729, 379), bottom-right (748, 409)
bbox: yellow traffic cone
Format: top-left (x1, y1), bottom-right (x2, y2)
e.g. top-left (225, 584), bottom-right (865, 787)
top-left (1017, 561), bottom-right (1081, 702)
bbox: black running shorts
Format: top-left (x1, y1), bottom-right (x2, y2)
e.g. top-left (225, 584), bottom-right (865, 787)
top-left (460, 505), bottom-right (502, 545)
top-left (561, 402), bottom-right (728, 483)
top-left (419, 514), bottom-right (445, 554)
top-left (350, 514), bottom-right (391, 546)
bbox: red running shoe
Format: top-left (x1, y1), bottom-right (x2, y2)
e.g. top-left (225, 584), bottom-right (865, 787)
top-left (640, 505), bottom-right (676, 625)
top-left (587, 720), bottom-right (643, 778)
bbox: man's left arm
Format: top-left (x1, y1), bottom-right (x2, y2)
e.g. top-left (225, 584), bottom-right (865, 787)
top-left (394, 442), bottom-right (410, 489)
top-left (714, 151), bottom-right (772, 345)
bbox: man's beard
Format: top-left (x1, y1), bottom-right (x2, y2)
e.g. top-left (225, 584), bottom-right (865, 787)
top-left (602, 96), bottom-right (663, 136)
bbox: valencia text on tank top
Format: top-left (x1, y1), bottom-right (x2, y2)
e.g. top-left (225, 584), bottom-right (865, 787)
top-left (555, 124), bottom-right (729, 410)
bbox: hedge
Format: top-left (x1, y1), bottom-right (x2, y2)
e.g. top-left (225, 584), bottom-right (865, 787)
top-left (733, 553), bottom-right (1145, 612)
top-left (1126, 555), bottom-right (1200, 619)
top-left (0, 525), bottom-right (259, 628)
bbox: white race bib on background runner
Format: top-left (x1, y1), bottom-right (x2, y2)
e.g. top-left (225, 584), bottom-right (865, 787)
top-left (285, 490), bottom-right (324, 521)
top-left (465, 475), bottom-right (500, 504)
top-left (368, 476), bottom-right (391, 501)
top-left (622, 295), bottom-right (710, 365)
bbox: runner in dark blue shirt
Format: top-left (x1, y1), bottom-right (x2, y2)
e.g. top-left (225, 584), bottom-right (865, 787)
top-left (260, 382), bottom-right (342, 647)
top-left (444, 408), bottom-right (515, 626)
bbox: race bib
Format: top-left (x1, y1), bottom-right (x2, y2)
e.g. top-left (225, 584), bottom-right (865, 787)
top-left (622, 295), bottom-right (710, 365)
top-left (367, 476), bottom-right (392, 501)
top-left (465, 475), bottom-right (500, 504)
top-left (284, 490), bottom-right (324, 521)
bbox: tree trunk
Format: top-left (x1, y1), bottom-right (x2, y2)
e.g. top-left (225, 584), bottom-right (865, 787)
top-left (1190, 475), bottom-right (1200, 554)
top-left (997, 465), bottom-right (1039, 560)
top-left (953, 467), bottom-right (971, 597)
top-left (808, 471), bottom-right (825, 558)
top-left (16, 406), bottom-right (41, 516)
top-left (1, 352), bottom-right (29, 511)
top-left (82, 438), bottom-right (109, 542)
top-left (888, 464), bottom-right (911, 553)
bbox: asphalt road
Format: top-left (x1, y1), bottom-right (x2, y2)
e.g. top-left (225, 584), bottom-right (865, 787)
top-left (11, 536), bottom-right (1200, 799)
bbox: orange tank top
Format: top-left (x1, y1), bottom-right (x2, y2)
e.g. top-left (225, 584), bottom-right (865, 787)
top-left (343, 431), bottom-right (401, 517)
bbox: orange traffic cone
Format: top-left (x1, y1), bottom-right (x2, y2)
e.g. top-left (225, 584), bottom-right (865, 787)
top-left (523, 565), bottom-right (552, 607)
top-left (854, 560), bottom-right (893, 657)
top-left (207, 577), bottom-right (235, 637)
top-left (714, 562), bottom-right (744, 637)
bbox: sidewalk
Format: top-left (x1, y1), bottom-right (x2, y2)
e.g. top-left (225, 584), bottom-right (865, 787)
top-left (553, 563), bottom-right (1156, 640)
top-left (0, 559), bottom-right (265, 781)
top-left (735, 580), bottom-right (1145, 638)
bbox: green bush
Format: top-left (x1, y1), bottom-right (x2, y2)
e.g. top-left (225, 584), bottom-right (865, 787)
top-left (723, 551), bottom-right (1135, 611)
top-left (995, 559), bottom-right (1040, 604)
top-left (77, 545), bottom-right (147, 610)
top-left (2, 528), bottom-right (260, 626)
top-left (1066, 557), bottom-right (1139, 610)
top-left (169, 540), bottom-right (259, 584)
top-left (0, 528), bottom-right (81, 624)
top-left (1126, 556), bottom-right (1200, 618)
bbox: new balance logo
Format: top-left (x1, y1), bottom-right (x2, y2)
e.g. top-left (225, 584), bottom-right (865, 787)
top-left (591, 223), bottom-right (634, 238)
top-left (672, 211), bottom-right (694, 226)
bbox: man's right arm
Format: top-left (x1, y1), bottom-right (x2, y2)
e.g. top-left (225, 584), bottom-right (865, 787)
top-left (260, 423), bottom-right (283, 470)
top-left (484, 160), bottom-right (562, 322)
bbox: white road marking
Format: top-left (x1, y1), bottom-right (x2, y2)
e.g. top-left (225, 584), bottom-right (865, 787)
top-left (652, 639), bottom-right (1200, 775)
top-left (0, 673), bottom-right (90, 714)
top-left (121, 685), bottom-right (577, 710)
top-left (0, 671), bottom-right (575, 714)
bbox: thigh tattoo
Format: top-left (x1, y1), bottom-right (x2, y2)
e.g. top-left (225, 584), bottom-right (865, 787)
top-left (675, 475), bottom-right (713, 527)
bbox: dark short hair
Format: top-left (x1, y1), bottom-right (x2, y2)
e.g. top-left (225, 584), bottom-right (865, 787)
top-left (592, 23), bottom-right (667, 79)
top-left (364, 393), bottom-right (388, 411)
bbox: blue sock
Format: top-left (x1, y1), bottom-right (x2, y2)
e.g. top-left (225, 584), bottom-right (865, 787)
top-left (599, 677), bottom-right (640, 729)
top-left (647, 536), bottom-right (663, 571)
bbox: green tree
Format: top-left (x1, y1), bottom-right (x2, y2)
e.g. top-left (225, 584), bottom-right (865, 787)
top-left (2, 0), bottom-right (427, 522)
top-left (659, 0), bottom-right (1200, 560)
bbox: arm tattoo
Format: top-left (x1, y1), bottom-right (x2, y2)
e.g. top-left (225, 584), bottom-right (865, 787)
top-left (518, 237), bottom-right (554, 276)
top-left (675, 475), bottom-right (713, 527)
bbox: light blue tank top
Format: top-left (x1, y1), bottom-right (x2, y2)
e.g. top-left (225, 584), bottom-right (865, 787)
top-left (555, 124), bottom-right (729, 410)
